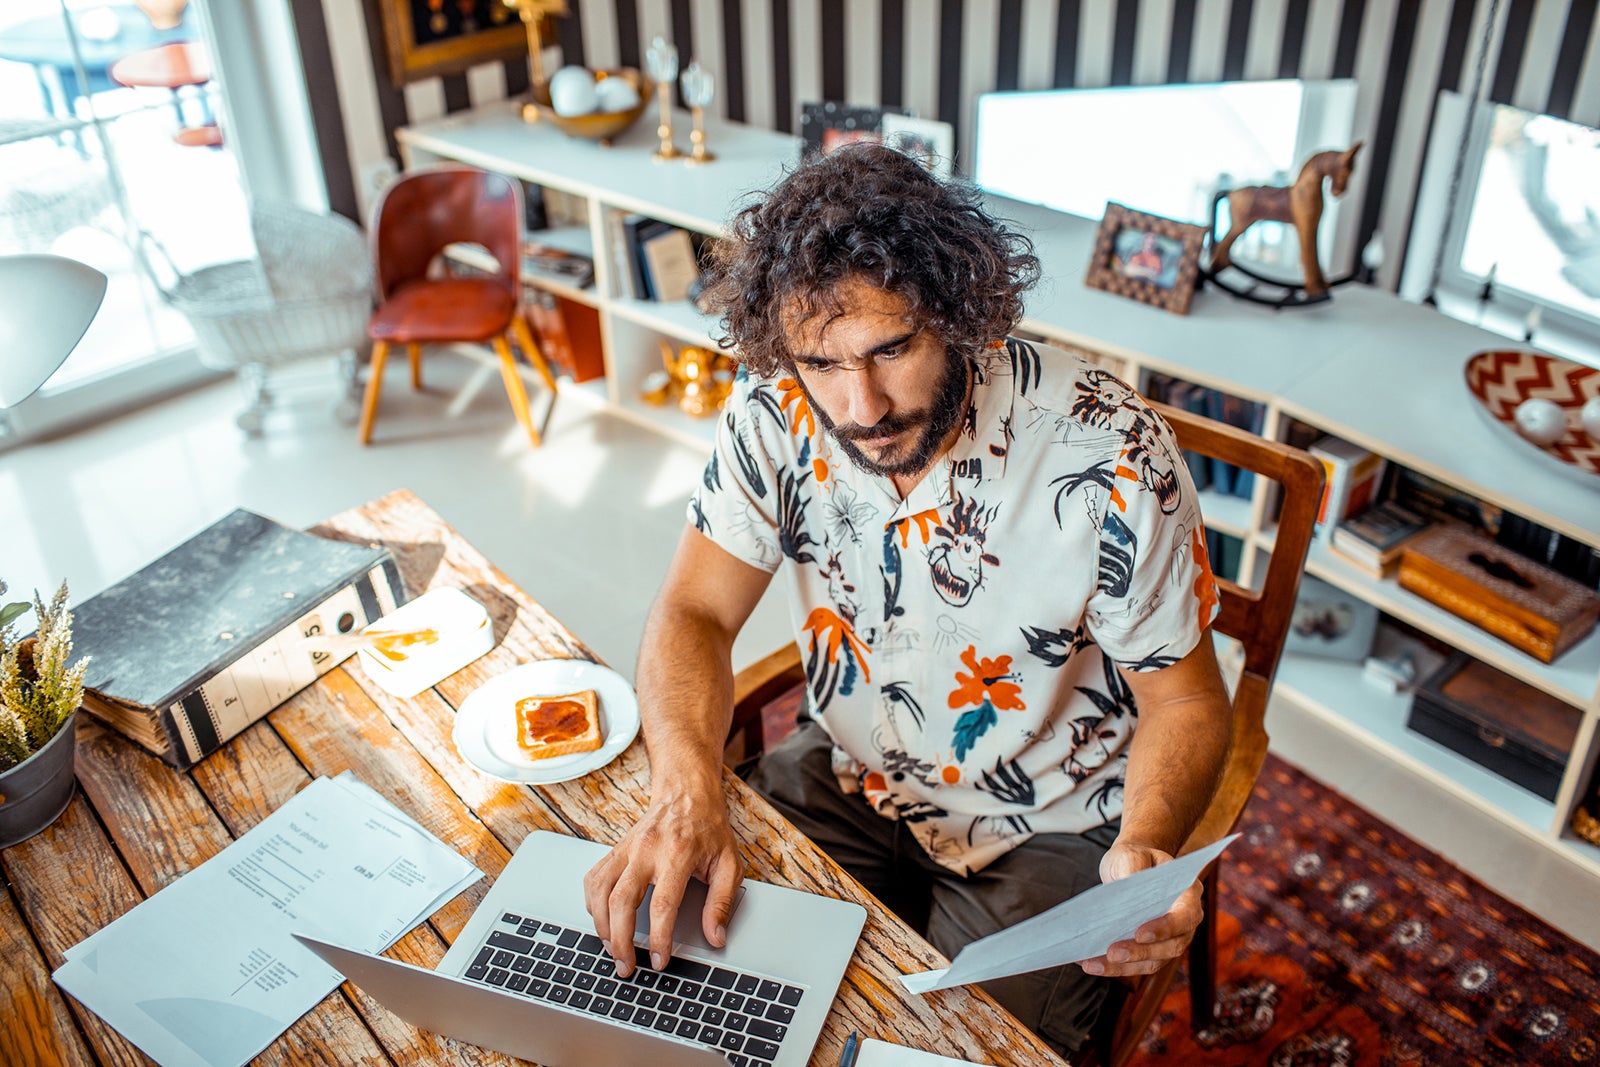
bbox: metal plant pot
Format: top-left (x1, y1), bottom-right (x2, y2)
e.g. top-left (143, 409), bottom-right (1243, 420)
top-left (0, 711), bottom-right (78, 849)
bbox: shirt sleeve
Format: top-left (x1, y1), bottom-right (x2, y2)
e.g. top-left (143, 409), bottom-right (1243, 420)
top-left (1084, 399), bottom-right (1221, 671)
top-left (686, 374), bottom-right (785, 574)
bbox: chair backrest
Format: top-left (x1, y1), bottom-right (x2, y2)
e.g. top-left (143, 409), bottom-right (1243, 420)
top-left (1088, 401), bottom-right (1324, 1067)
top-left (252, 201), bottom-right (371, 305)
top-left (1146, 399), bottom-right (1324, 854)
top-left (369, 165), bottom-right (521, 301)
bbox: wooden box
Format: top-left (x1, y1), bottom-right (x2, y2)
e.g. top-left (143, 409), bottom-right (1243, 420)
top-left (1397, 525), bottom-right (1600, 663)
top-left (1407, 654), bottom-right (1579, 801)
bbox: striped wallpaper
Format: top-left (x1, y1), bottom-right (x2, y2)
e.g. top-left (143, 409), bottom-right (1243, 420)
top-left (297, 0), bottom-right (1600, 292)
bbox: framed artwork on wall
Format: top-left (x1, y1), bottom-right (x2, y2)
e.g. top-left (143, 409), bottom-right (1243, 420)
top-left (377, 0), bottom-right (528, 87)
top-left (798, 102), bottom-right (909, 160)
top-left (881, 114), bottom-right (955, 177)
top-left (1083, 202), bottom-right (1207, 315)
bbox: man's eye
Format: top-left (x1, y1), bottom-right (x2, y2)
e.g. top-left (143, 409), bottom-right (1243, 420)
top-left (804, 362), bottom-right (836, 375)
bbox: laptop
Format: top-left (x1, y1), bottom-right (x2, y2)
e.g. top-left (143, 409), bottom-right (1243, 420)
top-left (295, 830), bottom-right (866, 1067)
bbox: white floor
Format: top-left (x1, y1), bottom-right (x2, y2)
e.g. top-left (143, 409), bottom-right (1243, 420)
top-left (3, 352), bottom-right (1597, 954)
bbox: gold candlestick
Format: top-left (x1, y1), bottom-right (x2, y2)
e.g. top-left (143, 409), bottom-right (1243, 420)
top-left (680, 61), bottom-right (716, 164)
top-left (646, 37), bottom-right (682, 160)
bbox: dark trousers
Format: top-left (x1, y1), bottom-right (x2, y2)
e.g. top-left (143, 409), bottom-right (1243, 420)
top-left (744, 721), bottom-right (1117, 1055)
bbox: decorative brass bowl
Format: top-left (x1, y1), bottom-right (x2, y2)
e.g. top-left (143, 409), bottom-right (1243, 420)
top-left (521, 68), bottom-right (653, 145)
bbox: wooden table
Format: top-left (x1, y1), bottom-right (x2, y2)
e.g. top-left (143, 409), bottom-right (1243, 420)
top-left (2, 490), bottom-right (1068, 1067)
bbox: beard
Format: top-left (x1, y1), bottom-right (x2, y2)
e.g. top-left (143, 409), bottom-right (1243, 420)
top-left (802, 345), bottom-right (972, 478)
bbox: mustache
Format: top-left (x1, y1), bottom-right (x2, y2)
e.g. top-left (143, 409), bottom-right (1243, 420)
top-left (830, 410), bottom-right (931, 441)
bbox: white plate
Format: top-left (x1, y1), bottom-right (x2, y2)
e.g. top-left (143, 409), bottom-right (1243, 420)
top-left (452, 660), bottom-right (640, 784)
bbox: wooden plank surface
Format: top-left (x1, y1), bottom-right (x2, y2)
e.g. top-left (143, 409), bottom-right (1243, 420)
top-left (1, 488), bottom-right (1068, 1067)
top-left (335, 489), bottom-right (1069, 1067)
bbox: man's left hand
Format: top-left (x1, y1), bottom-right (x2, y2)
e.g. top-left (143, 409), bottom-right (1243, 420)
top-left (1078, 843), bottom-right (1203, 978)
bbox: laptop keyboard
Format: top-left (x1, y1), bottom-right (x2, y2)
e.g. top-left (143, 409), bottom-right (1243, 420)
top-left (462, 911), bottom-right (805, 1067)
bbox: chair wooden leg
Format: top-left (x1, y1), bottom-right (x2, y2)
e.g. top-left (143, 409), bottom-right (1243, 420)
top-left (1188, 868), bottom-right (1220, 1033)
top-left (358, 340), bottom-right (389, 445)
top-left (511, 312), bottom-right (560, 394)
top-left (492, 335), bottom-right (540, 447)
top-left (408, 344), bottom-right (422, 390)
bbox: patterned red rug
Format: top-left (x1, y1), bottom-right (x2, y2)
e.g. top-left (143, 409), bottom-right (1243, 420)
top-left (1130, 756), bottom-right (1600, 1067)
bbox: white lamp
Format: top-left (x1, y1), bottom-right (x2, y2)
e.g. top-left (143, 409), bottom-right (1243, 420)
top-left (0, 254), bottom-right (107, 408)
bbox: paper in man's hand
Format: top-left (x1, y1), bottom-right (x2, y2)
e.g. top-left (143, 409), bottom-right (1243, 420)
top-left (900, 835), bottom-right (1238, 995)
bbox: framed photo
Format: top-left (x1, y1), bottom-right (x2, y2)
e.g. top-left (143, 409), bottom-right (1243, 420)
top-left (1083, 202), bottom-right (1207, 315)
top-left (1284, 575), bottom-right (1379, 661)
top-left (799, 102), bottom-right (908, 160)
top-left (881, 114), bottom-right (955, 178)
top-left (377, 0), bottom-right (528, 87)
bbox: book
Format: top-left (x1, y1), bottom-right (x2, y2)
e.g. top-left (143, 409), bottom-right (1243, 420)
top-left (522, 240), bottom-right (593, 289)
top-left (638, 226), bottom-right (699, 303)
top-left (1308, 435), bottom-right (1386, 530)
top-left (621, 215), bottom-right (673, 299)
top-left (1387, 465), bottom-right (1502, 535)
top-left (1330, 500), bottom-right (1431, 576)
top-left (1209, 391), bottom-right (1265, 499)
top-left (72, 509), bottom-right (408, 768)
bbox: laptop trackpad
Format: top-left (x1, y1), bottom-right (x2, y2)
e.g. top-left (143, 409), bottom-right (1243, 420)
top-left (633, 881), bottom-right (746, 951)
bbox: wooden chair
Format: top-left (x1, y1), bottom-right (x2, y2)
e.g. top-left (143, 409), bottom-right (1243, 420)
top-left (359, 165), bottom-right (559, 446)
top-left (724, 400), bottom-right (1325, 1065)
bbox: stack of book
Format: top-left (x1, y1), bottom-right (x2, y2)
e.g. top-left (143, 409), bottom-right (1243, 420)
top-left (1330, 500), bottom-right (1432, 577)
top-left (1309, 435), bottom-right (1385, 531)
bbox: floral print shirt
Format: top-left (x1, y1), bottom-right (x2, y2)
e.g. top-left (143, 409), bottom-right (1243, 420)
top-left (689, 339), bottom-right (1219, 875)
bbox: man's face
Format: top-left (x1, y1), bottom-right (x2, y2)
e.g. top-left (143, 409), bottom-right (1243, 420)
top-left (785, 278), bottom-right (970, 479)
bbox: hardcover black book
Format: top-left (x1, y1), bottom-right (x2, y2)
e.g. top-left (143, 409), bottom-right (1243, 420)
top-left (72, 509), bottom-right (408, 768)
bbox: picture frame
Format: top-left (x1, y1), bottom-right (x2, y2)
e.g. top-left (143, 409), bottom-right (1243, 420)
top-left (799, 102), bottom-right (909, 160)
top-left (1283, 575), bottom-right (1380, 661)
top-left (1083, 202), bottom-right (1207, 315)
top-left (881, 113), bottom-right (955, 178)
top-left (376, 0), bottom-right (529, 87)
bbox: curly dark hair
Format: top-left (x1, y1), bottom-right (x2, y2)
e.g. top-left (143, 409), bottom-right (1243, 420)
top-left (700, 143), bottom-right (1040, 377)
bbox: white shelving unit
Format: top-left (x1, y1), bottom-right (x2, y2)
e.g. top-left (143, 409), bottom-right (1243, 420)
top-left (397, 102), bottom-right (1600, 890)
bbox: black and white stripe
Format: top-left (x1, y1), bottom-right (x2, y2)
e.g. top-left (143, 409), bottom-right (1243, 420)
top-left (302, 0), bottom-right (1600, 292)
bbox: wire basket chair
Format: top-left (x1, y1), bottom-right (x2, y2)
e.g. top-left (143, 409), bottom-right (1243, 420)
top-left (140, 201), bottom-right (372, 434)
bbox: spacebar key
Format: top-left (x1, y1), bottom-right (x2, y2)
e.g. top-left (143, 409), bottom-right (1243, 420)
top-left (663, 957), bottom-right (712, 981)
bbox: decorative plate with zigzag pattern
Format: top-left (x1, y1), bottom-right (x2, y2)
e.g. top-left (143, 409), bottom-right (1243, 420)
top-left (1464, 350), bottom-right (1600, 479)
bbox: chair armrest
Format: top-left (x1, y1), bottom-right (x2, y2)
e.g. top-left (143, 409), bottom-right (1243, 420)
top-left (725, 644), bottom-right (803, 764)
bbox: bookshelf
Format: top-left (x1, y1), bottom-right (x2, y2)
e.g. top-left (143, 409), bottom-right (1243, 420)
top-left (396, 102), bottom-right (1600, 893)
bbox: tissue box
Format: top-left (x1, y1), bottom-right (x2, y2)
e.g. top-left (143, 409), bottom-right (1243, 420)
top-left (1397, 525), bottom-right (1600, 663)
top-left (357, 588), bottom-right (494, 697)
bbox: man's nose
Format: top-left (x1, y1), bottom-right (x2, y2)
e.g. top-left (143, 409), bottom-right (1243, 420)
top-left (844, 369), bottom-right (891, 429)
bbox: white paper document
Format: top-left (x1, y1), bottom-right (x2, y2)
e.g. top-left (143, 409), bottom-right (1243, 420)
top-left (900, 835), bottom-right (1238, 995)
top-left (856, 1037), bottom-right (982, 1064)
top-left (53, 773), bottom-right (482, 1067)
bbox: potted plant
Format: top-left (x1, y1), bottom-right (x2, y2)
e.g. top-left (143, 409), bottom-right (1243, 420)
top-left (0, 580), bottom-right (87, 848)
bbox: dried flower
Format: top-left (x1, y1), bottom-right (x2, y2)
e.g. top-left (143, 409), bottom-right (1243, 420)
top-left (0, 579), bottom-right (86, 768)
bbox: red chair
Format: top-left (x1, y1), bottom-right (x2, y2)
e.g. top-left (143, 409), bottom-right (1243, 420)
top-left (359, 165), bottom-right (558, 446)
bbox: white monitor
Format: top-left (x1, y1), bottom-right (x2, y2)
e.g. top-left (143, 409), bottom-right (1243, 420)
top-left (974, 80), bottom-right (1360, 264)
top-left (1458, 103), bottom-right (1600, 326)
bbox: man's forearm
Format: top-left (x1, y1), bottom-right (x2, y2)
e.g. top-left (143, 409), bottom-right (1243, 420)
top-left (1118, 694), bottom-right (1232, 855)
top-left (634, 597), bottom-right (740, 805)
top-left (1116, 638), bottom-right (1234, 856)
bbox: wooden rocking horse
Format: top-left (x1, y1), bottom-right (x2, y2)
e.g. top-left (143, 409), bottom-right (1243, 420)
top-left (1207, 142), bottom-right (1362, 307)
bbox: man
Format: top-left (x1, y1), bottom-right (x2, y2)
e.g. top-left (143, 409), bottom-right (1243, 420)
top-left (584, 145), bottom-right (1233, 1055)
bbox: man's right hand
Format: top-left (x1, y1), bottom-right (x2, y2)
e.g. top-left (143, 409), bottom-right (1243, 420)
top-left (582, 785), bottom-right (744, 978)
